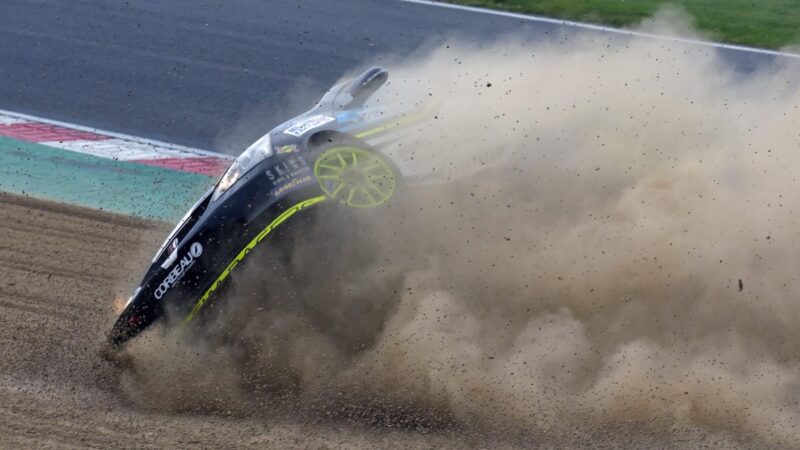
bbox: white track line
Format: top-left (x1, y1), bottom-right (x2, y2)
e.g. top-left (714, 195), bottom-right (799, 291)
top-left (0, 108), bottom-right (233, 159)
top-left (400, 0), bottom-right (800, 60)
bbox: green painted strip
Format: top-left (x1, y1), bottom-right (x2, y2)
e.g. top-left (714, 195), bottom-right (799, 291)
top-left (0, 136), bottom-right (215, 222)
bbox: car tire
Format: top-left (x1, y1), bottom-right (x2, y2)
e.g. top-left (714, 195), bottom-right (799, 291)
top-left (312, 138), bottom-right (398, 208)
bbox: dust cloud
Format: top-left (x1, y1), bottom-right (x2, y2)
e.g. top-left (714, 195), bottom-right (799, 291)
top-left (120, 14), bottom-right (800, 447)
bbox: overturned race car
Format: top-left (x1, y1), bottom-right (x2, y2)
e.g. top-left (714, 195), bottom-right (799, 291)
top-left (105, 67), bottom-right (430, 354)
top-left (105, 65), bottom-right (511, 359)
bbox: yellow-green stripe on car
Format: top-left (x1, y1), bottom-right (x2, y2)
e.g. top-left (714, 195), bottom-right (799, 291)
top-left (354, 102), bottom-right (437, 140)
top-left (184, 195), bottom-right (327, 323)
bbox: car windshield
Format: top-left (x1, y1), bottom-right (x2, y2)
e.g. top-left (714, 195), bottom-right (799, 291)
top-left (212, 133), bottom-right (273, 200)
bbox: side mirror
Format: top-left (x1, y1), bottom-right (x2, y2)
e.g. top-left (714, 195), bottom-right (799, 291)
top-left (347, 66), bottom-right (388, 108)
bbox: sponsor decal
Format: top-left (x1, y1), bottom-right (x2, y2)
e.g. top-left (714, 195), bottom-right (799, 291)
top-left (284, 115), bottom-right (334, 137)
top-left (336, 111), bottom-right (359, 123)
top-left (356, 108), bottom-right (389, 122)
top-left (265, 156), bottom-right (310, 183)
top-left (337, 108), bottom-right (389, 125)
top-left (266, 157), bottom-right (313, 199)
top-left (276, 144), bottom-right (298, 154)
top-left (270, 174), bottom-right (313, 198)
top-left (154, 242), bottom-right (203, 300)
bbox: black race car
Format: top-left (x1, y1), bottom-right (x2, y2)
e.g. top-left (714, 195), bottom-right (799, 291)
top-left (106, 67), bottom-right (428, 352)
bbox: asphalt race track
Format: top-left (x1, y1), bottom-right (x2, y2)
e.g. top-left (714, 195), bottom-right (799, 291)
top-left (0, 0), bottom-right (776, 151)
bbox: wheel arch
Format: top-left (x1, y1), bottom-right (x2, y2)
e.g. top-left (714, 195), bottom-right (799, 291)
top-left (305, 130), bottom-right (358, 151)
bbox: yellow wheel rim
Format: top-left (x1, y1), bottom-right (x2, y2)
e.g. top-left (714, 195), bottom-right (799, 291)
top-left (314, 146), bottom-right (396, 207)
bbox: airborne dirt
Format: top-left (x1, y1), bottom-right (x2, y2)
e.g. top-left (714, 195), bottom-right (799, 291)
top-left (0, 193), bottom-right (490, 449)
top-left (118, 18), bottom-right (800, 450)
top-left (0, 193), bottom-right (758, 449)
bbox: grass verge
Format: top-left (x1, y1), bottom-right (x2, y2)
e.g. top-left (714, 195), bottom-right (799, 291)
top-left (446, 0), bottom-right (800, 49)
